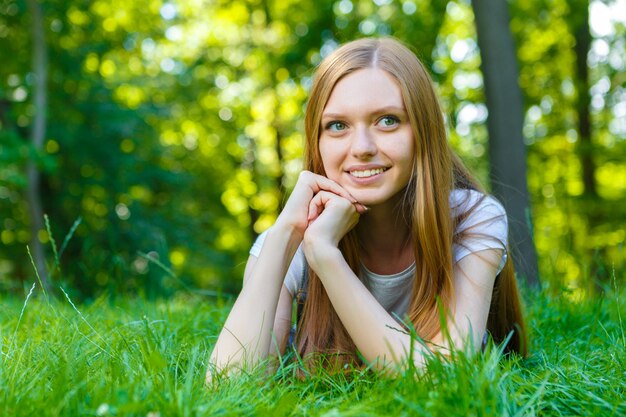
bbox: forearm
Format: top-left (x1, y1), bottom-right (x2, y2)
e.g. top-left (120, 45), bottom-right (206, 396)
top-left (209, 224), bottom-right (301, 373)
top-left (310, 247), bottom-right (426, 372)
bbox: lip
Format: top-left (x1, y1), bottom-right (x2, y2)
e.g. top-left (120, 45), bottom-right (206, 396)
top-left (344, 164), bottom-right (389, 184)
top-left (344, 164), bottom-right (389, 172)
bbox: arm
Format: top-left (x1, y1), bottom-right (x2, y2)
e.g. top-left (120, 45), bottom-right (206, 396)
top-left (302, 192), bottom-right (501, 372)
top-left (207, 224), bottom-right (299, 380)
top-left (206, 172), bottom-right (365, 381)
top-left (307, 245), bottom-right (501, 372)
top-left (242, 255), bottom-right (294, 357)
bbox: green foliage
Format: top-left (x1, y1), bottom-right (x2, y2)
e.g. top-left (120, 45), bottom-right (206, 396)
top-left (0, 0), bottom-right (624, 297)
top-left (0, 282), bottom-right (624, 416)
top-left (510, 0), bottom-right (626, 291)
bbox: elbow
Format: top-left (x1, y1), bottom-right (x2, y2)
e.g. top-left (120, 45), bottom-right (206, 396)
top-left (205, 365), bottom-right (215, 386)
top-left (364, 354), bottom-right (425, 377)
top-left (205, 347), bottom-right (238, 385)
top-left (205, 355), bottom-right (240, 385)
top-left (363, 337), bottom-right (439, 376)
top-left (205, 350), bottom-right (222, 385)
top-left (361, 340), bottom-right (421, 376)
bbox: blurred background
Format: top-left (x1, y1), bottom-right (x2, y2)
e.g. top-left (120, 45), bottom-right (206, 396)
top-left (0, 0), bottom-right (624, 300)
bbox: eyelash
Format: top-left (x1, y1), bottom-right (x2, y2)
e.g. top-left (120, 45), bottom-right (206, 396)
top-left (324, 121), bottom-right (347, 132)
top-left (323, 115), bottom-right (401, 132)
top-left (377, 115), bottom-right (400, 128)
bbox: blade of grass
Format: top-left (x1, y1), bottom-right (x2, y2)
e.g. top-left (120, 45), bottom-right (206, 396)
top-left (612, 264), bottom-right (625, 348)
top-left (26, 245), bottom-right (48, 303)
top-left (59, 286), bottom-right (117, 359)
top-left (7, 282), bottom-right (37, 358)
top-left (58, 216), bottom-right (82, 259)
top-left (44, 214), bottom-right (60, 278)
top-left (138, 251), bottom-right (218, 298)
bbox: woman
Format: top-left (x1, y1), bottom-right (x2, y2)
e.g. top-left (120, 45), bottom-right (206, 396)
top-left (208, 37), bottom-right (527, 378)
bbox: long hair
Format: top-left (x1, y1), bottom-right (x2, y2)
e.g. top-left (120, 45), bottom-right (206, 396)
top-left (296, 38), bottom-right (527, 368)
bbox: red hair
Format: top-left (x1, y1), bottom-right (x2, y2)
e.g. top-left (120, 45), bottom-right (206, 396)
top-left (296, 38), bottom-right (527, 369)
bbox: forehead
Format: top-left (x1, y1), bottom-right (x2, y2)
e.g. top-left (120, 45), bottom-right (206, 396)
top-left (322, 68), bottom-right (405, 114)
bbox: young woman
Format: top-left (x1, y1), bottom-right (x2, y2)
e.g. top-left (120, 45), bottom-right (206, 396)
top-left (208, 37), bottom-right (527, 378)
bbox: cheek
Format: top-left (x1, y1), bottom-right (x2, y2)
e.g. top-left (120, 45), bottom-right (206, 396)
top-left (402, 133), bottom-right (415, 166)
top-left (319, 141), bottom-right (340, 175)
top-left (395, 135), bottom-right (415, 179)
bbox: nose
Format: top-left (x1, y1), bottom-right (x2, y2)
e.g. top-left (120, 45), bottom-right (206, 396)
top-left (350, 125), bottom-right (377, 159)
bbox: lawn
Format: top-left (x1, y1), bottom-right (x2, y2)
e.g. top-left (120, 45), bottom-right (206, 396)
top-left (1, 281), bottom-right (624, 416)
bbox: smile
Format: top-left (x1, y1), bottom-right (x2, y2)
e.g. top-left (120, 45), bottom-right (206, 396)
top-left (349, 167), bottom-right (388, 178)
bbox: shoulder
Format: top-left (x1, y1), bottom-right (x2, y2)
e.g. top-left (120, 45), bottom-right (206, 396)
top-left (450, 189), bottom-right (506, 219)
top-left (451, 189), bottom-right (508, 271)
top-left (450, 189), bottom-right (507, 234)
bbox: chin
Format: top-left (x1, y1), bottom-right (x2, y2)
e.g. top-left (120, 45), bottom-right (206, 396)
top-left (348, 186), bottom-right (408, 208)
top-left (347, 190), bottom-right (389, 206)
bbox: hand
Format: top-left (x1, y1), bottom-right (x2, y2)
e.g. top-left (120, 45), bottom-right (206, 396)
top-left (274, 171), bottom-right (366, 239)
top-left (302, 191), bottom-right (361, 269)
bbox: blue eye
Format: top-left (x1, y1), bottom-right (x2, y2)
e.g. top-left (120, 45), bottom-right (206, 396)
top-left (326, 121), bottom-right (347, 132)
top-left (377, 116), bottom-right (399, 128)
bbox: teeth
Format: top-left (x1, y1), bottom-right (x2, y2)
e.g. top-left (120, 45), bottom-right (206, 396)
top-left (350, 168), bottom-right (385, 178)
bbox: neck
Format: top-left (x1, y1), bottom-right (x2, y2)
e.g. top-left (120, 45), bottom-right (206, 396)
top-left (356, 195), bottom-right (413, 274)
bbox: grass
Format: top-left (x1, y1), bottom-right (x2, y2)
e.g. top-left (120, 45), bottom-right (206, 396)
top-left (1, 283), bottom-right (625, 416)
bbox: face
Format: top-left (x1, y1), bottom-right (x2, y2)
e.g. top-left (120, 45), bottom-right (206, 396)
top-left (319, 68), bottom-right (415, 207)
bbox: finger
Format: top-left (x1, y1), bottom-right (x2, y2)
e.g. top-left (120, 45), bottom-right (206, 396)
top-left (315, 180), bottom-right (358, 203)
top-left (300, 171), bottom-right (359, 203)
top-left (307, 202), bottom-right (322, 223)
top-left (354, 202), bottom-right (369, 214)
top-left (309, 191), bottom-right (362, 224)
top-left (300, 172), bottom-right (369, 216)
top-left (307, 190), bottom-right (334, 222)
top-left (307, 199), bottom-right (322, 222)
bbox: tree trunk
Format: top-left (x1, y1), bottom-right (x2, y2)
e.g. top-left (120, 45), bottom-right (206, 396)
top-left (472, 0), bottom-right (540, 288)
top-left (567, 0), bottom-right (605, 291)
top-left (26, 0), bottom-right (49, 289)
top-left (569, 0), bottom-right (596, 197)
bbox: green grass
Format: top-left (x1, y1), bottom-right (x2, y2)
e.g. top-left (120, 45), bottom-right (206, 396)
top-left (1, 283), bottom-right (624, 416)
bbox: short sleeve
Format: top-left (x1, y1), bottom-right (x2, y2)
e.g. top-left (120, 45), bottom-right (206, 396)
top-left (249, 229), bottom-right (306, 296)
top-left (451, 190), bottom-right (508, 274)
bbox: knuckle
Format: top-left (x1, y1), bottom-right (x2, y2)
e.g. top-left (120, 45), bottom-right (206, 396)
top-left (338, 198), bottom-right (354, 210)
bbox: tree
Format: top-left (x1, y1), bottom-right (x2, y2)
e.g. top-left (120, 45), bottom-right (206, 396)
top-left (472, 0), bottom-right (540, 287)
top-left (567, 0), bottom-right (597, 197)
top-left (25, 0), bottom-right (48, 290)
top-left (5, 0), bottom-right (624, 297)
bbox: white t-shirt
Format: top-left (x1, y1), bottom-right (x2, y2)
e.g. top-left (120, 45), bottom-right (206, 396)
top-left (249, 189), bottom-right (508, 320)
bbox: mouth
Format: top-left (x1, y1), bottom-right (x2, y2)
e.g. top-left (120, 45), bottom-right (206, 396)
top-left (348, 167), bottom-right (389, 178)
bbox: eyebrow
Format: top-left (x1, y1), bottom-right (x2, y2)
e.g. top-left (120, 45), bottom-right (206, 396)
top-left (322, 106), bottom-right (408, 119)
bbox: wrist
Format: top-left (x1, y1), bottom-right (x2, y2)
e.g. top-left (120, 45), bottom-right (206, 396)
top-left (302, 238), bottom-right (343, 273)
top-left (268, 221), bottom-right (303, 253)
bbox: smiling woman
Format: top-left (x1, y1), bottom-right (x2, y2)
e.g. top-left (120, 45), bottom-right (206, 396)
top-left (319, 68), bottom-right (414, 207)
top-left (207, 37), bottom-right (527, 380)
